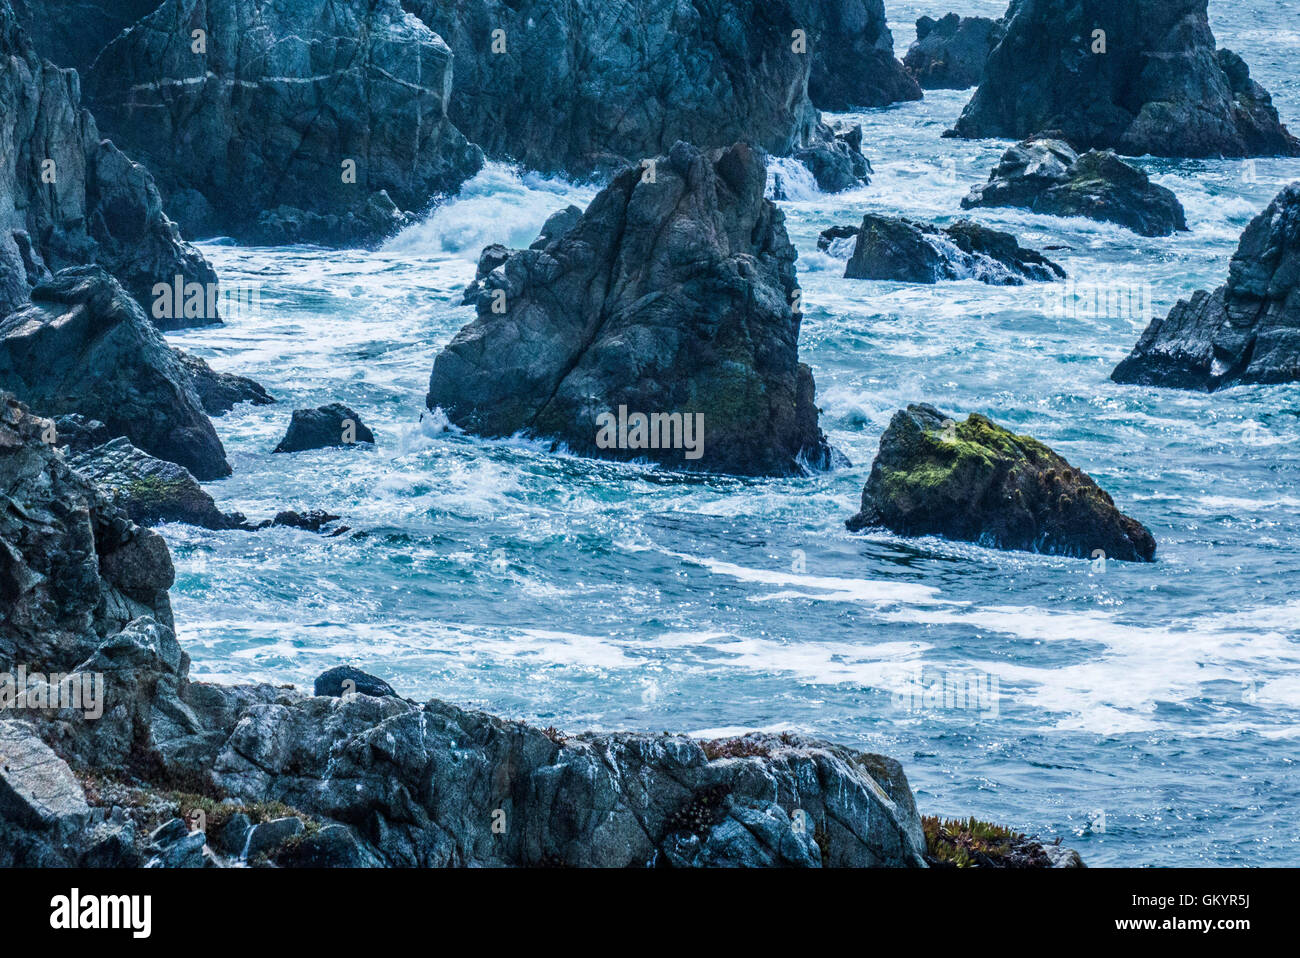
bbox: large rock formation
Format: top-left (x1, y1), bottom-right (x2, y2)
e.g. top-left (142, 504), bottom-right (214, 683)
top-left (84, 0), bottom-right (484, 245)
top-left (826, 214), bottom-right (1064, 284)
top-left (947, 0), bottom-right (1300, 158)
top-left (10, 0), bottom-right (160, 70)
top-left (848, 404), bottom-right (1156, 562)
top-left (0, 267), bottom-right (231, 479)
top-left (0, 0), bottom-right (217, 323)
top-left (961, 136), bottom-right (1188, 237)
top-left (404, 0), bottom-right (887, 185)
top-left (428, 142), bottom-right (833, 477)
top-left (792, 0), bottom-right (921, 110)
top-left (904, 13), bottom-right (1004, 90)
top-left (1112, 183), bottom-right (1300, 390)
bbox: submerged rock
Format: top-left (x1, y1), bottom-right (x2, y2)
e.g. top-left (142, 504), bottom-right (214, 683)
top-left (832, 214), bottom-right (1064, 284)
top-left (173, 350), bottom-right (276, 417)
top-left (429, 142), bottom-right (833, 477)
top-left (0, 0), bottom-right (218, 322)
top-left (1112, 182), bottom-right (1300, 390)
top-left (85, 0), bottom-right (484, 245)
top-left (273, 404), bottom-right (375, 454)
top-left (961, 137), bottom-right (1188, 237)
top-left (948, 0), bottom-right (1300, 158)
top-left (0, 267), bottom-right (231, 479)
top-left (904, 13), bottom-right (1004, 90)
top-left (847, 403), bottom-right (1156, 562)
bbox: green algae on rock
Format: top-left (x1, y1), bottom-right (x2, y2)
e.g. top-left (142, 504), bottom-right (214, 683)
top-left (847, 404), bottom-right (1156, 562)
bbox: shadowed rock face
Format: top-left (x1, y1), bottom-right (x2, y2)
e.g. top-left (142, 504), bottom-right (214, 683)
top-left (273, 404), bottom-right (375, 454)
top-left (10, 0), bottom-right (160, 69)
top-left (404, 0), bottom-right (891, 183)
top-left (1113, 183), bottom-right (1300, 390)
top-left (961, 137), bottom-right (1188, 237)
top-left (428, 142), bottom-right (832, 477)
top-left (172, 350), bottom-right (275, 417)
top-left (84, 0), bottom-right (484, 245)
top-left (948, 0), bottom-right (1300, 158)
top-left (0, 267), bottom-right (231, 479)
top-left (904, 13), bottom-right (1004, 90)
top-left (848, 404), bottom-right (1157, 562)
top-left (0, 0), bottom-right (217, 323)
top-left (829, 214), bottom-right (1064, 284)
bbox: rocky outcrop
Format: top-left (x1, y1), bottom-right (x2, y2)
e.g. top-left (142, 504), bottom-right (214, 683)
top-left (948, 0), bottom-right (1300, 158)
top-left (404, 0), bottom-right (881, 187)
top-left (847, 404), bottom-right (1156, 562)
top-left (429, 142), bottom-right (833, 477)
top-left (0, 267), bottom-right (231, 479)
top-left (0, 0), bottom-right (218, 323)
top-left (0, 393), bottom-right (174, 672)
top-left (791, 0), bottom-right (921, 110)
top-left (273, 404), bottom-right (375, 454)
top-left (827, 214), bottom-right (1064, 284)
top-left (961, 136), bottom-right (1188, 237)
top-left (173, 350), bottom-right (275, 416)
top-left (10, 0), bottom-right (160, 70)
top-left (67, 438), bottom-right (237, 529)
top-left (84, 0), bottom-right (484, 245)
top-left (904, 13), bottom-right (1004, 90)
top-left (794, 121), bottom-right (874, 193)
top-left (1112, 182), bottom-right (1300, 390)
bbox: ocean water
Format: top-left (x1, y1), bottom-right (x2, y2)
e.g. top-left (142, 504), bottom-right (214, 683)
top-left (161, 2), bottom-right (1300, 866)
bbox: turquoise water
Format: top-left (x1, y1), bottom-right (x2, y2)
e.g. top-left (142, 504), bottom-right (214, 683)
top-left (162, 2), bottom-right (1300, 866)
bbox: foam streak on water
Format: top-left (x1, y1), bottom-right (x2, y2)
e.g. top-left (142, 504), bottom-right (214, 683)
top-left (163, 5), bottom-right (1300, 866)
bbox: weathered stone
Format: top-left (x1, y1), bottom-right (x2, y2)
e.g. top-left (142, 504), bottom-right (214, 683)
top-left (244, 815), bottom-right (304, 861)
top-left (961, 136), bottom-right (1188, 237)
top-left (0, 266), bottom-right (231, 479)
top-left (273, 404), bottom-right (375, 454)
top-left (0, 719), bottom-right (89, 829)
top-left (948, 0), bottom-right (1300, 158)
top-left (847, 403), bottom-right (1156, 562)
top-left (833, 214), bottom-right (1064, 284)
top-left (314, 667), bottom-right (397, 699)
top-left (904, 13), bottom-right (1004, 90)
top-left (10, 0), bottom-right (159, 70)
top-left (69, 439), bottom-right (237, 530)
top-left (85, 0), bottom-right (484, 245)
top-left (173, 350), bottom-right (275, 417)
top-left (429, 142), bottom-right (832, 477)
top-left (1113, 182), bottom-right (1300, 389)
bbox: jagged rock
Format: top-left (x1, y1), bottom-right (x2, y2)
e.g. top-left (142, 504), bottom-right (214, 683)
top-left (68, 438), bottom-right (238, 530)
top-left (0, 393), bottom-right (174, 672)
top-left (793, 0), bottom-right (921, 110)
top-left (528, 207), bottom-right (584, 251)
top-left (1112, 182), bottom-right (1300, 389)
top-left (794, 122), bottom-right (874, 193)
top-left (213, 697), bottom-right (928, 867)
top-left (832, 214), bottom-right (1064, 284)
top-left (847, 403), bottom-right (1156, 562)
top-left (274, 823), bottom-right (383, 867)
top-left (961, 136), bottom-right (1188, 237)
top-left (84, 0), bottom-right (484, 245)
top-left (273, 404), bottom-right (375, 454)
top-left (948, 0), bottom-right (1300, 158)
top-left (0, 719), bottom-right (91, 865)
top-left (0, 0), bottom-right (218, 322)
top-left (314, 667), bottom-right (397, 699)
top-left (406, 0), bottom-right (891, 183)
top-left (173, 350), bottom-right (275, 416)
top-left (10, 0), bottom-right (159, 69)
top-left (49, 413), bottom-right (111, 452)
top-left (244, 816), bottom-right (304, 861)
top-left (428, 142), bottom-right (833, 477)
top-left (0, 266), bottom-right (231, 479)
top-left (904, 13), bottom-right (1004, 90)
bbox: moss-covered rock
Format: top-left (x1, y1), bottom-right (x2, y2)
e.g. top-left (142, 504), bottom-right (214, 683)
top-left (848, 403), bottom-right (1156, 562)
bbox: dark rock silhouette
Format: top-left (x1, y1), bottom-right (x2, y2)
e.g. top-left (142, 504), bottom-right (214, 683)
top-left (904, 13), bottom-right (1004, 90)
top-left (273, 404), bottom-right (375, 453)
top-left (1113, 182), bottom-right (1300, 389)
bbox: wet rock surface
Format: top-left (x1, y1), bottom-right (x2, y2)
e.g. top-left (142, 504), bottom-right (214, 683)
top-left (1112, 182), bottom-right (1300, 389)
top-left (904, 13), bottom-right (1004, 90)
top-left (0, 267), bottom-right (231, 479)
top-left (829, 214), bottom-right (1065, 284)
top-left (847, 403), bottom-right (1157, 562)
top-left (273, 404), bottom-right (375, 454)
top-left (429, 142), bottom-right (833, 477)
top-left (948, 0), bottom-right (1300, 158)
top-left (961, 136), bottom-right (1188, 237)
